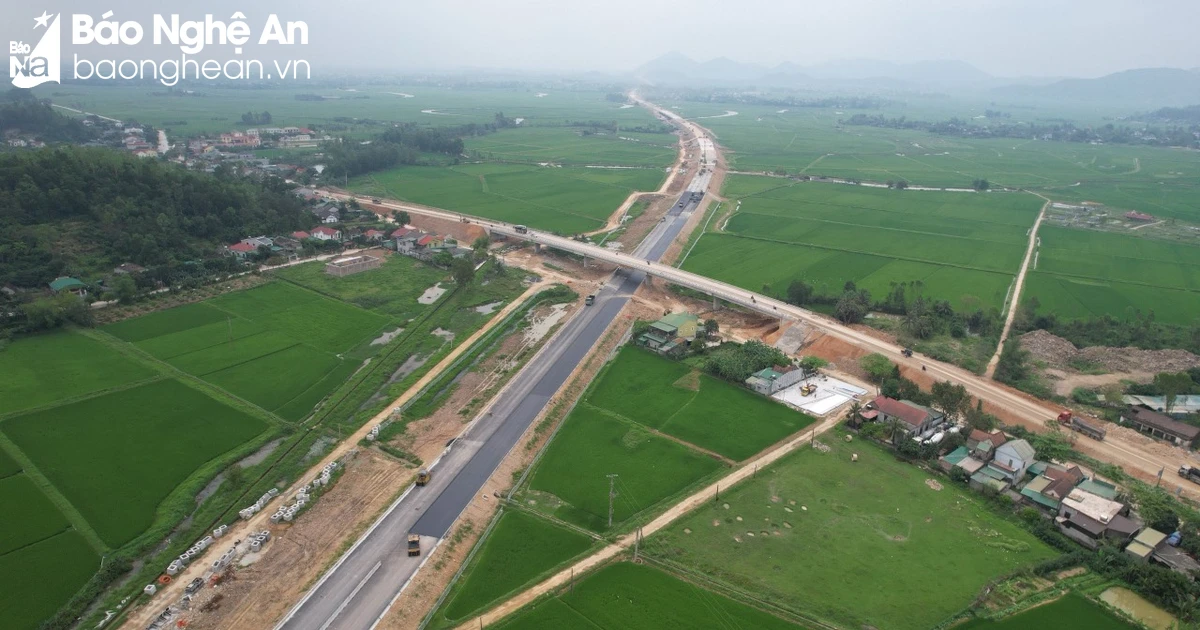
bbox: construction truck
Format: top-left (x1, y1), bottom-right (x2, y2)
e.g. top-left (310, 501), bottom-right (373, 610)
top-left (1179, 465), bottom-right (1200, 485)
top-left (416, 469), bottom-right (431, 486)
top-left (407, 534), bottom-right (421, 557)
top-left (585, 294), bottom-right (596, 306)
top-left (799, 383), bottom-right (817, 397)
top-left (514, 224), bottom-right (528, 234)
top-left (1056, 411), bottom-right (1106, 440)
top-left (901, 348), bottom-right (914, 358)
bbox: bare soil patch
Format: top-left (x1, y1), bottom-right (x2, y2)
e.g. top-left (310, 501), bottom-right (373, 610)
top-left (1021, 329), bottom-right (1200, 374)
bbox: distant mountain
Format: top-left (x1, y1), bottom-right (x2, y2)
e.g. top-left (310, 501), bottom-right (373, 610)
top-left (992, 68), bottom-right (1200, 107)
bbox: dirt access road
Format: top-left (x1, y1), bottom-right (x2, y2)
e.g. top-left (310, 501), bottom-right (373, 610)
top-left (984, 196), bottom-right (1048, 378)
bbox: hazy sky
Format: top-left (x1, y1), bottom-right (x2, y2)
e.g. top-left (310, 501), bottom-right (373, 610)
top-left (5, 0), bottom-right (1198, 78)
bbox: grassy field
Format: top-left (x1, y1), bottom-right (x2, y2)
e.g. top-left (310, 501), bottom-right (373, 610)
top-left (958, 594), bottom-right (1135, 630)
top-left (34, 84), bottom-right (663, 135)
top-left (466, 127), bottom-right (677, 167)
top-left (1022, 226), bottom-right (1200, 325)
top-left (525, 404), bottom-right (723, 532)
top-left (645, 434), bottom-right (1055, 630)
top-left (349, 163), bottom-right (665, 234)
top-left (436, 510), bottom-right (595, 625)
top-left (0, 531), bottom-right (99, 630)
top-left (272, 254), bottom-right (448, 318)
top-left (106, 282), bottom-right (390, 420)
top-left (587, 348), bottom-right (814, 460)
top-left (681, 176), bottom-right (1040, 311)
top-left (0, 331), bottom-right (157, 416)
top-left (2, 379), bottom-right (270, 547)
top-left (494, 562), bottom-right (805, 630)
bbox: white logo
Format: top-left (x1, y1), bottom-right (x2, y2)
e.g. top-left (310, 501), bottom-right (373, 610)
top-left (10, 11), bottom-right (61, 88)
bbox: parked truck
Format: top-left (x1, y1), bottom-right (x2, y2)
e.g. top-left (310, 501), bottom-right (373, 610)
top-left (1056, 411), bottom-right (1106, 441)
top-left (1178, 465), bottom-right (1200, 485)
top-left (407, 534), bottom-right (421, 557)
top-left (585, 294), bottom-right (596, 306)
top-left (513, 224), bottom-right (528, 234)
top-left (416, 469), bottom-right (431, 486)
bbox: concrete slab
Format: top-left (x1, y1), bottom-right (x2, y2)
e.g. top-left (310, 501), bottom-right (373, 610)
top-left (772, 375), bottom-right (867, 416)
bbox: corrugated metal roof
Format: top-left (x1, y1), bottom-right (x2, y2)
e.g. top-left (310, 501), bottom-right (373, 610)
top-left (1078, 479), bottom-right (1119, 500)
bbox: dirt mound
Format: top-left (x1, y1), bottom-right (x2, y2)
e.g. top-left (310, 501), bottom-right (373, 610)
top-left (1020, 330), bottom-right (1200, 374)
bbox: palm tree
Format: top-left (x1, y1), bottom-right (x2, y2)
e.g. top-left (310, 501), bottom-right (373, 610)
top-left (847, 401), bottom-right (863, 426)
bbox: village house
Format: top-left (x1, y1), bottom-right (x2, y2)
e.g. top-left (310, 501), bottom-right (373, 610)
top-left (325, 254), bottom-right (383, 277)
top-left (967, 428), bottom-right (1007, 462)
top-left (291, 230), bottom-right (311, 240)
top-left (1056, 487), bottom-right (1139, 549)
top-left (1019, 463), bottom-right (1085, 511)
top-left (1126, 528), bottom-right (1200, 575)
top-left (218, 131), bottom-right (261, 148)
top-left (225, 242), bottom-right (257, 259)
top-left (746, 364), bottom-right (806, 396)
top-left (987, 438), bottom-right (1037, 484)
top-left (1121, 406), bottom-right (1200, 447)
top-left (313, 203), bottom-right (340, 224)
top-left (310, 226), bottom-right (342, 242)
top-left (938, 446), bottom-right (987, 477)
top-left (364, 229), bottom-right (386, 241)
top-left (273, 236), bottom-right (302, 252)
top-left (48, 277), bottom-right (87, 297)
top-left (636, 312), bottom-right (700, 356)
top-left (867, 396), bottom-right (944, 438)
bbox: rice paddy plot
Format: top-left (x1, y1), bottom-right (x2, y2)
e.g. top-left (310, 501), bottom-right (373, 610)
top-left (0, 474), bottom-right (71, 555)
top-left (588, 348), bottom-right (814, 461)
top-left (272, 254), bottom-right (447, 318)
top-left (465, 127), bottom-right (677, 167)
top-left (205, 344), bottom-right (342, 418)
top-left (350, 163), bottom-right (665, 234)
top-left (683, 234), bottom-right (1016, 312)
top-left (494, 562), bottom-right (805, 630)
top-left (2, 379), bottom-right (270, 547)
top-left (956, 593), bottom-right (1135, 630)
top-left (0, 331), bottom-right (157, 416)
top-left (646, 435), bottom-right (1054, 630)
top-left (525, 404), bottom-right (722, 532)
top-left (436, 510), bottom-right (594, 625)
top-left (0, 531), bottom-right (99, 630)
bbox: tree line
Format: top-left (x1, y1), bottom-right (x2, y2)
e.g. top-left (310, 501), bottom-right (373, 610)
top-left (0, 89), bottom-right (94, 142)
top-left (0, 146), bottom-right (312, 290)
top-left (321, 114), bottom-right (517, 180)
top-left (843, 113), bottom-right (1200, 149)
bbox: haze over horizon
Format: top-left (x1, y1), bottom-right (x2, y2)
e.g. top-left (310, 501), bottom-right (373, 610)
top-left (2, 0), bottom-right (1198, 80)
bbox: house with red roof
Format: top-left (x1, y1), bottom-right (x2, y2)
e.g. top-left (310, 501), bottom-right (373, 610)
top-left (364, 229), bottom-right (386, 241)
top-left (226, 242), bottom-right (257, 259)
top-left (291, 231), bottom-right (310, 240)
top-left (311, 226), bottom-right (342, 242)
top-left (869, 395), bottom-right (944, 438)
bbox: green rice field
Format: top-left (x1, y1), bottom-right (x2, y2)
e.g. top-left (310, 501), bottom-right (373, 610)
top-left (645, 434), bottom-right (1055, 630)
top-left (3, 379), bottom-right (269, 547)
top-left (0, 474), bottom-right (72, 555)
top-left (105, 282), bottom-right (390, 420)
top-left (957, 594), bottom-right (1135, 630)
top-left (349, 163), bottom-right (665, 234)
top-left (466, 127), bottom-right (677, 167)
top-left (525, 404), bottom-right (723, 532)
top-left (683, 176), bottom-right (1042, 311)
top-left (436, 510), bottom-right (594, 625)
top-left (0, 531), bottom-right (99, 630)
top-left (587, 348), bottom-right (814, 460)
top-left (494, 562), bottom-right (804, 630)
top-left (0, 331), bottom-right (156, 416)
top-left (272, 254), bottom-right (447, 318)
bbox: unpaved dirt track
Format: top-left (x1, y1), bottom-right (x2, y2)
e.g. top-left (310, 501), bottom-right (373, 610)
top-left (985, 197), bottom-right (1048, 378)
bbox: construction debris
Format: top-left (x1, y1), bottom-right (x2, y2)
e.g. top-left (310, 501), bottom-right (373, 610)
top-left (1020, 330), bottom-right (1200, 374)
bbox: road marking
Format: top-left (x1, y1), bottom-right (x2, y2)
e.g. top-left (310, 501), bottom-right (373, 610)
top-left (320, 560), bottom-right (382, 630)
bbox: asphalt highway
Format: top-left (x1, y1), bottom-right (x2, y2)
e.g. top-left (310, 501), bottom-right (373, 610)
top-left (276, 176), bottom-right (707, 630)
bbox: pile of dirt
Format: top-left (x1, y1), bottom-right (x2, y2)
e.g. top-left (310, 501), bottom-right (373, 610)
top-left (1019, 330), bottom-right (1200, 374)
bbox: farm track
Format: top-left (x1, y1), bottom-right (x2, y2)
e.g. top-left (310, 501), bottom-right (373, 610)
top-left (985, 197), bottom-right (1049, 378)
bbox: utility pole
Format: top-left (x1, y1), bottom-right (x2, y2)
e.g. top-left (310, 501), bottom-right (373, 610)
top-left (606, 474), bottom-right (619, 528)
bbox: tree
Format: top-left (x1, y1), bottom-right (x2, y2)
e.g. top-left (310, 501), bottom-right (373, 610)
top-left (835, 288), bottom-right (870, 324)
top-left (1101, 383), bottom-right (1126, 407)
top-left (860, 353), bottom-right (894, 383)
top-left (225, 463), bottom-right (245, 488)
top-left (20, 293), bottom-right (93, 331)
top-left (451, 257), bottom-right (475, 285)
top-left (471, 235), bottom-right (491, 262)
top-left (930, 381), bottom-right (970, 422)
top-left (393, 210), bottom-right (411, 225)
top-left (1029, 431), bottom-right (1072, 463)
top-left (799, 355), bottom-right (828, 377)
top-left (703, 318), bottom-right (719, 338)
top-left (112, 274), bottom-right (138, 305)
top-left (786, 280), bottom-right (813, 306)
top-left (972, 178), bottom-right (990, 191)
top-left (993, 339), bottom-right (1030, 384)
top-left (902, 297), bottom-right (936, 339)
top-left (1154, 372), bottom-right (1194, 414)
top-left (847, 400), bottom-right (863, 424)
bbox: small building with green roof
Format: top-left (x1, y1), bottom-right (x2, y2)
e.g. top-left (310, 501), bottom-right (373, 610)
top-left (48, 276), bottom-right (87, 296)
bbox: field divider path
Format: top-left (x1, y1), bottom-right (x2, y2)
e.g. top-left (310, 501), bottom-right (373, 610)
top-left (985, 196), bottom-right (1048, 379)
top-left (456, 411), bottom-right (847, 629)
top-left (0, 374), bottom-right (166, 422)
top-left (117, 280), bottom-right (552, 630)
top-left (0, 432), bottom-right (108, 554)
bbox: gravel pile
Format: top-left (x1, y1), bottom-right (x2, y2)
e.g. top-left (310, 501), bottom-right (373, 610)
top-left (1019, 329), bottom-right (1200, 373)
